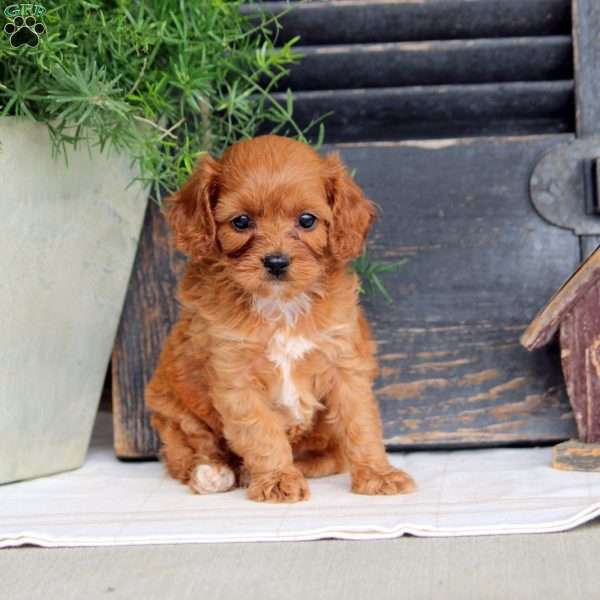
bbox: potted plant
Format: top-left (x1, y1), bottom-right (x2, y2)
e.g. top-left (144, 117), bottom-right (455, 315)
top-left (0, 1), bottom-right (312, 482)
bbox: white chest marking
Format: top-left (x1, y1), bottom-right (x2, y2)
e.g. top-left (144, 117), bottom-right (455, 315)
top-left (267, 332), bottom-right (314, 420)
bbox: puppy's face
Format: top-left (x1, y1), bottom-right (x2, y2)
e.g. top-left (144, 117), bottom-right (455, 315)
top-left (167, 135), bottom-right (375, 300)
top-left (214, 175), bottom-right (329, 298)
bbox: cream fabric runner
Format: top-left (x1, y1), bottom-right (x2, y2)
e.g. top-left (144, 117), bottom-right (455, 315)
top-left (1, 412), bottom-right (600, 547)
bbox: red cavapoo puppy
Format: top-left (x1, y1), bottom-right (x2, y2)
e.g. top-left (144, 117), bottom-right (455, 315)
top-left (146, 134), bottom-right (415, 502)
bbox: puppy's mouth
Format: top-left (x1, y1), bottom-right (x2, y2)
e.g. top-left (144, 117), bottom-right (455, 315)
top-left (262, 273), bottom-right (293, 299)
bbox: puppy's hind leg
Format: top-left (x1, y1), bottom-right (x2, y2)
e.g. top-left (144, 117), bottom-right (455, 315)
top-left (292, 411), bottom-right (346, 479)
top-left (152, 413), bottom-right (236, 495)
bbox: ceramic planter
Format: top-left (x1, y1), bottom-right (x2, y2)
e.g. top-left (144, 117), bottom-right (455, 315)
top-left (0, 118), bottom-right (149, 483)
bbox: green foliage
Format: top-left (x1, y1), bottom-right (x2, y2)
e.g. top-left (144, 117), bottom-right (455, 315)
top-left (0, 0), bottom-right (326, 201)
top-left (353, 249), bottom-right (407, 303)
top-left (0, 1), bottom-right (400, 299)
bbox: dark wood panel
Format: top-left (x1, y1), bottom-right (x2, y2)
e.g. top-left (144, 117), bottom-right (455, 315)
top-left (376, 324), bottom-right (570, 447)
top-left (112, 201), bottom-right (185, 459)
top-left (248, 0), bottom-right (571, 45)
top-left (274, 37), bottom-right (572, 91)
top-left (572, 0), bottom-right (600, 137)
top-left (320, 135), bottom-right (580, 447)
top-left (262, 82), bottom-right (574, 143)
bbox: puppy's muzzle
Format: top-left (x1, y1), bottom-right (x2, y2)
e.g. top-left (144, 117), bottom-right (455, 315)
top-left (263, 253), bottom-right (290, 279)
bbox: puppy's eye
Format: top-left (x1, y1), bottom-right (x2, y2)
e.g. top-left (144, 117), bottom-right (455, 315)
top-left (298, 213), bottom-right (317, 230)
top-left (231, 214), bottom-right (251, 231)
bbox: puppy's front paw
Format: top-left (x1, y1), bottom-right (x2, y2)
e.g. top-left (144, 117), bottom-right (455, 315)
top-left (351, 466), bottom-right (416, 496)
top-left (247, 466), bottom-right (310, 503)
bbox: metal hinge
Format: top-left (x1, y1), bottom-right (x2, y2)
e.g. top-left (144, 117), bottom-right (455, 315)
top-left (530, 135), bottom-right (600, 235)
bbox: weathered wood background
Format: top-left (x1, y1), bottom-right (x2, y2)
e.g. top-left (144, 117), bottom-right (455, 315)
top-left (343, 136), bottom-right (579, 447)
top-left (112, 202), bottom-right (184, 458)
top-left (112, 135), bottom-right (580, 457)
top-left (111, 0), bottom-right (592, 457)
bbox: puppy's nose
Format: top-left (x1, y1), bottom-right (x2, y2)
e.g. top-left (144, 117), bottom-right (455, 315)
top-left (263, 253), bottom-right (290, 278)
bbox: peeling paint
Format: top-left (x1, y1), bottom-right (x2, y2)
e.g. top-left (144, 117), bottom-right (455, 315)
top-left (377, 378), bottom-right (449, 400)
top-left (458, 369), bottom-right (501, 386)
top-left (465, 377), bottom-right (528, 402)
top-left (490, 394), bottom-right (547, 419)
top-left (415, 350), bottom-right (454, 359)
top-left (410, 358), bottom-right (474, 372)
top-left (380, 366), bottom-right (401, 378)
top-left (379, 352), bottom-right (409, 361)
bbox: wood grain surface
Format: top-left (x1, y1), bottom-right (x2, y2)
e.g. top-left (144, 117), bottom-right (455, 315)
top-left (343, 136), bottom-right (579, 447)
top-left (112, 201), bottom-right (185, 458)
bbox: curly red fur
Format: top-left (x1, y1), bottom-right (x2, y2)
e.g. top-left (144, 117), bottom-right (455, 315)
top-left (146, 135), bottom-right (415, 502)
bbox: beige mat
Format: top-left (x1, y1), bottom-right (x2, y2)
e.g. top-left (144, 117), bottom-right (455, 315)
top-left (1, 413), bottom-right (600, 547)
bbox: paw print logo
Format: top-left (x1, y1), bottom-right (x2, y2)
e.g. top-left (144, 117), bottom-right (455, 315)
top-left (4, 15), bottom-right (46, 48)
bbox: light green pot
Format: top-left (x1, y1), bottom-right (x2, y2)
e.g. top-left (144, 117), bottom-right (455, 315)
top-left (0, 118), bottom-right (149, 483)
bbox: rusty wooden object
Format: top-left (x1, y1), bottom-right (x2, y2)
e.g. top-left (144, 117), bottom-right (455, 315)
top-left (111, 201), bottom-right (185, 458)
top-left (552, 440), bottom-right (600, 472)
top-left (559, 282), bottom-right (600, 444)
top-left (522, 246), bottom-right (600, 469)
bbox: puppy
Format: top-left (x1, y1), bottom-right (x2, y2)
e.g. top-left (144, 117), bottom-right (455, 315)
top-left (146, 135), bottom-right (415, 502)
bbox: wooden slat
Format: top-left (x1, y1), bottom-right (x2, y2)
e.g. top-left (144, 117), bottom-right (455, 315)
top-left (249, 0), bottom-right (571, 45)
top-left (112, 201), bottom-right (185, 459)
top-left (321, 136), bottom-right (579, 448)
top-left (273, 37), bottom-right (572, 91)
top-left (262, 81), bottom-right (574, 143)
top-left (572, 0), bottom-right (600, 137)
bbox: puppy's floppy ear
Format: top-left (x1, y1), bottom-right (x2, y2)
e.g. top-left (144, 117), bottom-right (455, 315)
top-left (323, 151), bottom-right (377, 261)
top-left (165, 154), bottom-right (220, 261)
